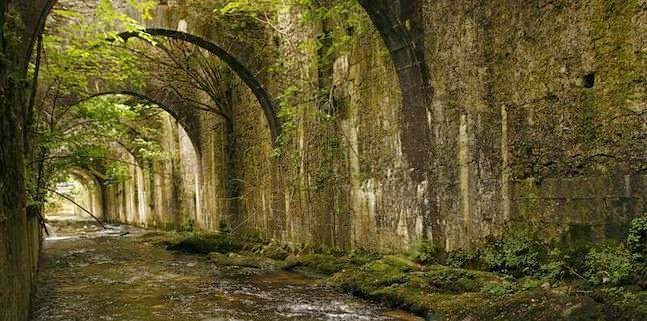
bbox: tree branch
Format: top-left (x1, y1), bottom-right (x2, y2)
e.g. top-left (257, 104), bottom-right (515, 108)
top-left (43, 187), bottom-right (107, 229)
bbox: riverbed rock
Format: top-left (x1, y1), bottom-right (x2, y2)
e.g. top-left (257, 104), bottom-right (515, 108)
top-left (208, 252), bottom-right (276, 269)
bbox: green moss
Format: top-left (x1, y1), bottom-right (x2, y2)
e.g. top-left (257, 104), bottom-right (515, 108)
top-left (480, 281), bottom-right (516, 296)
top-left (324, 250), bottom-right (645, 320)
top-left (348, 250), bottom-right (383, 266)
top-left (156, 229), bottom-right (647, 320)
top-left (330, 257), bottom-right (511, 319)
top-left (423, 266), bottom-right (505, 293)
top-left (282, 254), bottom-right (349, 276)
top-left (136, 231), bottom-right (189, 248)
top-left (329, 256), bottom-right (419, 307)
top-left (166, 233), bottom-right (246, 254)
top-left (259, 244), bottom-right (290, 260)
top-left (208, 252), bottom-right (276, 269)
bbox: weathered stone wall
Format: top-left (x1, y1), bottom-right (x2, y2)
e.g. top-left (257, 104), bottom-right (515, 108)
top-left (214, 0), bottom-right (645, 250)
top-left (420, 0), bottom-right (646, 248)
top-left (1, 0), bottom-right (51, 319)
top-left (510, 174), bottom-right (647, 244)
top-left (71, 171), bottom-right (104, 220)
top-left (101, 0), bottom-right (645, 251)
top-left (100, 109), bottom-right (230, 232)
top-left (2, 0), bottom-right (643, 319)
top-left (102, 113), bottom-right (199, 229)
top-left (0, 216), bottom-right (41, 321)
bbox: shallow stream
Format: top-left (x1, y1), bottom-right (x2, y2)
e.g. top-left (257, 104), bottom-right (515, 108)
top-left (32, 221), bottom-right (422, 321)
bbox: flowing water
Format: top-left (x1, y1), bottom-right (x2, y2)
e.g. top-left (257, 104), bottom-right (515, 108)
top-left (32, 221), bottom-right (422, 321)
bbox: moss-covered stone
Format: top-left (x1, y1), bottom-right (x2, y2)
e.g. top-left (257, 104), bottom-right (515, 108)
top-left (329, 256), bottom-right (419, 297)
top-left (166, 233), bottom-right (247, 254)
top-left (282, 254), bottom-right (349, 276)
top-left (258, 244), bottom-right (290, 261)
top-left (423, 265), bottom-right (505, 293)
top-left (326, 251), bottom-right (645, 321)
top-left (208, 252), bottom-right (277, 269)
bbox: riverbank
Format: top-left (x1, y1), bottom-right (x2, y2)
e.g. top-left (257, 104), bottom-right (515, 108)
top-left (154, 227), bottom-right (647, 321)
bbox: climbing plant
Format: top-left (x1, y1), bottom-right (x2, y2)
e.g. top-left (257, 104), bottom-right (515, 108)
top-left (38, 95), bottom-right (169, 187)
top-left (28, 0), bottom-right (162, 208)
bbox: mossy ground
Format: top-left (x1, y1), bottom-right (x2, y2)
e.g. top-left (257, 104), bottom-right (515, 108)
top-left (208, 252), bottom-right (277, 269)
top-left (148, 231), bottom-right (647, 321)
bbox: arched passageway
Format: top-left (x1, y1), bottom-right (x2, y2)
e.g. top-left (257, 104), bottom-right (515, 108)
top-left (25, 0), bottom-right (436, 245)
top-left (35, 0), bottom-right (428, 153)
top-left (43, 169), bottom-right (104, 222)
top-left (10, 0), bottom-right (439, 253)
top-left (5, 2), bottom-right (646, 321)
top-left (60, 94), bottom-right (208, 231)
top-left (118, 29), bottom-right (282, 141)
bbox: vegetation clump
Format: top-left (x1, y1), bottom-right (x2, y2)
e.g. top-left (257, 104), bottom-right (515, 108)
top-left (585, 243), bottom-right (633, 286)
top-left (254, 241), bottom-right (291, 261)
top-left (282, 254), bottom-right (350, 276)
top-left (146, 217), bottom-right (647, 320)
top-left (446, 248), bottom-right (482, 269)
top-left (628, 216), bottom-right (647, 289)
top-left (481, 235), bottom-right (545, 278)
top-left (208, 252), bottom-right (276, 269)
top-left (166, 233), bottom-right (246, 254)
top-left (628, 217), bottom-right (647, 262)
top-left (408, 240), bottom-right (440, 265)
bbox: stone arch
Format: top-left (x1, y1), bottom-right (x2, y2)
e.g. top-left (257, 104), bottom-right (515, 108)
top-left (137, 1), bottom-right (435, 240)
top-left (102, 142), bottom-right (148, 226)
top-left (37, 1), bottom-right (429, 168)
top-left (357, 0), bottom-right (431, 182)
top-left (72, 88), bottom-right (203, 157)
top-left (64, 92), bottom-right (204, 229)
top-left (68, 168), bottom-right (105, 220)
top-left (117, 28), bottom-right (282, 141)
top-left (144, 4), bottom-right (431, 167)
top-left (147, 1), bottom-right (432, 170)
top-left (42, 167), bottom-right (105, 223)
top-left (34, 0), bottom-right (435, 237)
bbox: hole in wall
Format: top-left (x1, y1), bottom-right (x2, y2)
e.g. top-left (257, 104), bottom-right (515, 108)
top-left (345, 25), bottom-right (355, 36)
top-left (583, 73), bottom-right (595, 88)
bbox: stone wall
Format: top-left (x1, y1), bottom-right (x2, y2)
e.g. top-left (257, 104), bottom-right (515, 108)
top-left (98, 0), bottom-right (645, 251)
top-left (420, 0), bottom-right (646, 249)
top-left (510, 174), bottom-right (647, 244)
top-left (103, 113), bottom-right (191, 228)
top-left (100, 109), bottom-right (230, 232)
top-left (217, 0), bottom-right (644, 250)
top-left (1, 0), bottom-right (51, 319)
top-left (70, 171), bottom-right (105, 220)
top-left (1, 0), bottom-right (642, 320)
